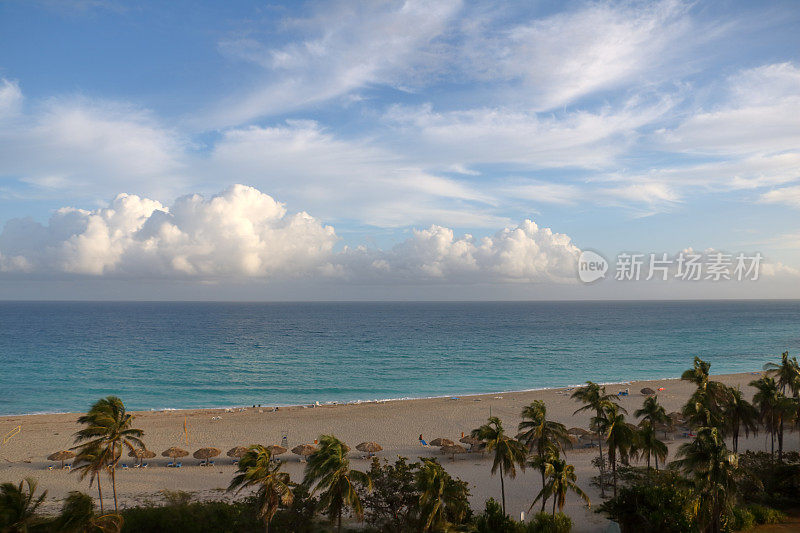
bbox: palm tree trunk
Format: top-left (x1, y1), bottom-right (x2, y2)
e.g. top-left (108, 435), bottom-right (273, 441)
top-left (97, 475), bottom-right (104, 514)
top-left (778, 419), bottom-right (784, 462)
top-left (500, 463), bottom-right (506, 516)
top-left (596, 410), bottom-right (605, 497)
top-left (111, 464), bottom-right (118, 512)
top-left (540, 467), bottom-right (547, 512)
top-left (611, 452), bottom-right (617, 497)
top-left (646, 453), bottom-right (650, 470)
top-left (552, 495), bottom-right (556, 516)
top-left (655, 454), bottom-right (659, 471)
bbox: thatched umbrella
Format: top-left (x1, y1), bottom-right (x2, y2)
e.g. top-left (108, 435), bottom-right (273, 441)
top-left (162, 447), bottom-right (189, 459)
top-left (292, 444), bottom-right (317, 459)
top-left (441, 444), bottom-right (467, 460)
top-left (356, 442), bottom-right (382, 456)
top-left (429, 438), bottom-right (454, 447)
top-left (48, 450), bottom-right (75, 469)
top-left (193, 448), bottom-right (221, 464)
top-left (641, 387), bottom-right (656, 395)
top-left (459, 436), bottom-right (482, 449)
top-left (567, 427), bottom-right (590, 437)
top-left (266, 445), bottom-right (287, 456)
top-left (227, 446), bottom-right (249, 459)
top-left (128, 448), bottom-right (156, 466)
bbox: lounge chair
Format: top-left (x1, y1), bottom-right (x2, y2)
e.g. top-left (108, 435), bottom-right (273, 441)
top-left (141, 463), bottom-right (148, 468)
top-left (167, 461), bottom-right (175, 467)
top-left (420, 439), bottom-right (430, 448)
top-left (47, 465), bottom-right (54, 471)
top-left (176, 462), bottom-right (182, 468)
top-left (120, 464), bottom-right (128, 469)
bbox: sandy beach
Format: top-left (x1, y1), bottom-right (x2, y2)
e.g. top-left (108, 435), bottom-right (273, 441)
top-left (1, 370), bottom-right (789, 532)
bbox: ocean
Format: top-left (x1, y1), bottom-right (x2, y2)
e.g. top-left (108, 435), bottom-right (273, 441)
top-left (1, 301), bottom-right (798, 416)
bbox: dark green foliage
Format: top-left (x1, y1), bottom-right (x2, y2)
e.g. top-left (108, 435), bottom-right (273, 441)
top-left (747, 504), bottom-right (787, 525)
top-left (730, 506), bottom-right (755, 531)
top-left (361, 457), bottom-right (420, 532)
top-left (119, 499), bottom-right (262, 533)
top-left (524, 512), bottom-right (572, 533)
top-left (270, 484), bottom-right (320, 533)
top-left (737, 451), bottom-right (800, 507)
top-left (473, 499), bottom-right (519, 533)
top-left (597, 469), bottom-right (695, 533)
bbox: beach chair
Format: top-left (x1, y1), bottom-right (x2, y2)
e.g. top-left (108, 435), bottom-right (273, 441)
top-left (176, 462), bottom-right (182, 468)
top-left (64, 464), bottom-right (71, 470)
top-left (419, 439), bottom-right (430, 448)
top-left (141, 463), bottom-right (148, 468)
top-left (47, 465), bottom-right (54, 471)
top-left (167, 461), bottom-right (175, 467)
top-left (208, 460), bottom-right (214, 466)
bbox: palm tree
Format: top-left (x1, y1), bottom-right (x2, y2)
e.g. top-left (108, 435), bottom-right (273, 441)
top-left (764, 351), bottom-right (800, 396)
top-left (229, 445), bottom-right (293, 533)
top-left (681, 357), bottom-right (727, 430)
top-left (681, 356), bottom-right (712, 389)
top-left (72, 396), bottom-right (144, 512)
top-left (571, 381), bottom-right (621, 497)
top-left (722, 386), bottom-right (759, 454)
top-left (635, 396), bottom-right (668, 429)
top-left (55, 491), bottom-right (123, 533)
top-left (0, 478), bottom-right (46, 533)
top-left (530, 459), bottom-right (590, 516)
top-left (517, 401), bottom-right (570, 512)
top-left (596, 403), bottom-right (637, 497)
top-left (303, 435), bottom-right (371, 532)
top-left (416, 458), bottom-right (470, 532)
top-left (750, 376), bottom-right (780, 458)
top-left (633, 421), bottom-right (668, 470)
top-left (72, 442), bottom-right (113, 514)
top-left (471, 416), bottom-right (526, 516)
top-left (673, 427), bottom-right (739, 533)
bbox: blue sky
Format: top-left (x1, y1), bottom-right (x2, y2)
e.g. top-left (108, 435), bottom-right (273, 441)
top-left (0, 0), bottom-right (799, 299)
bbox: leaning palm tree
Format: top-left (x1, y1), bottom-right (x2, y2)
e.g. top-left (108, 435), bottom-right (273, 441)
top-left (416, 458), bottom-right (470, 532)
top-left (633, 421), bottom-right (668, 470)
top-left (597, 403), bottom-right (637, 497)
top-left (303, 435), bottom-right (371, 533)
top-left (0, 478), bottom-right (46, 533)
top-left (682, 356), bottom-right (712, 389)
top-left (673, 427), bottom-right (739, 533)
top-left (571, 381), bottom-right (621, 497)
top-left (229, 445), bottom-right (293, 533)
top-left (722, 386), bottom-right (759, 454)
top-left (530, 459), bottom-right (590, 516)
top-left (72, 396), bottom-right (144, 512)
top-left (750, 376), bottom-right (781, 458)
top-left (517, 401), bottom-right (570, 512)
top-left (471, 416), bottom-right (526, 516)
top-left (71, 441), bottom-right (115, 515)
top-left (764, 351), bottom-right (800, 396)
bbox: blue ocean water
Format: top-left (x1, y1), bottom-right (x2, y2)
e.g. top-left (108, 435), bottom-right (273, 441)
top-left (1, 301), bottom-right (799, 416)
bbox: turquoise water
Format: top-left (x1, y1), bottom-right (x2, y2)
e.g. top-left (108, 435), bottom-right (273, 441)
top-left (1, 301), bottom-right (798, 415)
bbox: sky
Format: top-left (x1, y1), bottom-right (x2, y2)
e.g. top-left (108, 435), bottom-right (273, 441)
top-left (0, 0), bottom-right (799, 300)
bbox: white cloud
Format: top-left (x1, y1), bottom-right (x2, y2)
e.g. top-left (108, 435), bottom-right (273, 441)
top-left (0, 94), bottom-right (188, 199)
top-left (210, 0), bottom-right (462, 126)
top-left (760, 185), bottom-right (800, 208)
top-left (0, 79), bottom-right (23, 120)
top-left (0, 185), bottom-right (580, 283)
top-left (658, 63), bottom-right (800, 155)
top-left (464, 0), bottom-right (696, 110)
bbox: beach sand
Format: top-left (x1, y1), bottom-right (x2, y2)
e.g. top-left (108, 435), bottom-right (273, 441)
top-left (1, 371), bottom-right (790, 532)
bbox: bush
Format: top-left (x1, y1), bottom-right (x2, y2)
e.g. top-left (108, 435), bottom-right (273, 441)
top-left (731, 507), bottom-right (755, 531)
top-left (525, 511), bottom-right (572, 533)
top-left (748, 504), bottom-right (786, 525)
top-left (120, 500), bottom-right (262, 533)
top-left (473, 499), bottom-right (519, 533)
top-left (737, 451), bottom-right (800, 507)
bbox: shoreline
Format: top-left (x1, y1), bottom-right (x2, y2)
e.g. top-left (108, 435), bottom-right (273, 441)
top-left (0, 371), bottom-right (757, 419)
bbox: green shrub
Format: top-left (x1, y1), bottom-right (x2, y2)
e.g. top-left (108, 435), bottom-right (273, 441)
top-left (748, 504), bottom-right (786, 525)
top-left (120, 500), bottom-right (262, 533)
top-left (525, 511), bottom-right (572, 533)
top-left (473, 499), bottom-right (519, 533)
top-left (731, 506), bottom-right (755, 531)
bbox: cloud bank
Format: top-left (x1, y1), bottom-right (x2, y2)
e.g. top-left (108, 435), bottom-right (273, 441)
top-left (0, 185), bottom-right (581, 283)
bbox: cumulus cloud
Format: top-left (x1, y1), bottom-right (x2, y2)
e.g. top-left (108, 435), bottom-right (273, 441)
top-left (760, 185), bottom-right (800, 209)
top-left (0, 185), bottom-right (581, 283)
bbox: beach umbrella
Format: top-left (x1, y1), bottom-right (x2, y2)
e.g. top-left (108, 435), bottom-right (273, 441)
top-left (161, 447), bottom-right (189, 459)
top-left (128, 448), bottom-right (156, 466)
top-left (640, 387), bottom-right (656, 395)
top-left (266, 445), bottom-right (287, 456)
top-left (459, 436), bottom-right (482, 448)
top-left (440, 444), bottom-right (467, 460)
top-left (193, 447), bottom-right (221, 461)
top-left (356, 442), bottom-right (382, 454)
top-left (567, 427), bottom-right (590, 437)
top-left (48, 450), bottom-right (75, 469)
top-left (227, 446), bottom-right (249, 458)
top-left (292, 444), bottom-right (317, 458)
top-left (429, 438), bottom-right (454, 447)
